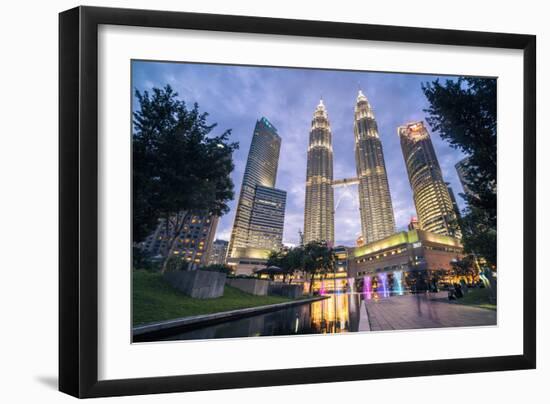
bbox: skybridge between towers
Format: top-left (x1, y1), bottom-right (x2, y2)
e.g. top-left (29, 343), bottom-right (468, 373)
top-left (332, 177), bottom-right (359, 211)
top-left (332, 177), bottom-right (360, 187)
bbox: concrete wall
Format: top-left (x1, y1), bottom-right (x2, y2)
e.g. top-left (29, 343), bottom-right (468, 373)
top-left (164, 270), bottom-right (226, 299)
top-left (268, 283), bottom-right (304, 299)
top-left (226, 278), bottom-right (269, 296)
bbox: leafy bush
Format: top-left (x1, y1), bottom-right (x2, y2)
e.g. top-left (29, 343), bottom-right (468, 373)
top-left (198, 264), bottom-right (233, 274)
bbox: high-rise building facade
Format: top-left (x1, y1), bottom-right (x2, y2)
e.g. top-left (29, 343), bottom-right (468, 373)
top-left (354, 90), bottom-right (396, 244)
top-left (141, 212), bottom-right (219, 269)
top-left (248, 185), bottom-right (286, 250)
top-left (304, 100), bottom-right (335, 244)
top-left (227, 117), bottom-right (287, 273)
top-left (398, 121), bottom-right (461, 239)
top-left (206, 239), bottom-right (229, 266)
top-left (446, 183), bottom-right (462, 220)
top-left (455, 157), bottom-right (476, 198)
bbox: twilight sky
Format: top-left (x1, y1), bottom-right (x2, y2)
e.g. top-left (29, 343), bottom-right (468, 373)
top-left (132, 61), bottom-right (468, 247)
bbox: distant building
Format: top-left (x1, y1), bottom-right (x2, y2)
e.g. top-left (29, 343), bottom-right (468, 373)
top-left (398, 121), bottom-right (461, 239)
top-left (304, 99), bottom-right (335, 244)
top-left (455, 157), bottom-right (475, 198)
top-left (206, 239), bottom-right (229, 266)
top-left (334, 246), bottom-right (350, 274)
top-left (248, 185), bottom-right (286, 250)
top-left (141, 212), bottom-right (218, 270)
top-left (446, 183), bottom-right (462, 220)
top-left (227, 117), bottom-right (287, 274)
top-left (354, 90), bottom-right (396, 243)
top-left (408, 216), bottom-right (420, 231)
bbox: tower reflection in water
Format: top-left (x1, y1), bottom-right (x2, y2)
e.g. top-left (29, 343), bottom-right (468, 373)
top-left (162, 292), bottom-right (361, 341)
top-left (309, 293), bottom-right (360, 334)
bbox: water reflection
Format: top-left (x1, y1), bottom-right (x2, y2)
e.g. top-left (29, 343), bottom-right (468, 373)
top-left (162, 293), bottom-right (361, 341)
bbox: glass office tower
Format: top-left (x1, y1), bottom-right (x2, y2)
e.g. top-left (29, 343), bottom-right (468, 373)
top-left (228, 117), bottom-right (287, 267)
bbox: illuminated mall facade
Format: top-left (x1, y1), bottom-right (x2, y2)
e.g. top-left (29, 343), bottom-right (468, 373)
top-left (348, 229), bottom-right (464, 291)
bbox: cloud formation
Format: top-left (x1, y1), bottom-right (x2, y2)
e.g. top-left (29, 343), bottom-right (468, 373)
top-left (133, 61), bottom-right (468, 246)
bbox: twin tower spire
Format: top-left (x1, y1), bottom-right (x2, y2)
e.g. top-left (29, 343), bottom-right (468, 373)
top-left (304, 90), bottom-right (396, 245)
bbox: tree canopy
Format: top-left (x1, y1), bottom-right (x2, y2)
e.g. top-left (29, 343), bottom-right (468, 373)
top-left (132, 85), bottom-right (238, 271)
top-left (422, 77), bottom-right (497, 265)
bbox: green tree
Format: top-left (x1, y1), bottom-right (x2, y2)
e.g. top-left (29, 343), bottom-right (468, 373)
top-left (285, 247), bottom-right (305, 284)
top-left (303, 241), bottom-right (335, 295)
top-left (133, 85), bottom-right (238, 272)
top-left (266, 249), bottom-right (284, 269)
top-left (267, 248), bottom-right (300, 283)
top-left (459, 210), bottom-right (497, 266)
top-left (451, 255), bottom-right (475, 278)
top-left (266, 250), bottom-right (285, 281)
top-left (422, 77), bottom-right (497, 266)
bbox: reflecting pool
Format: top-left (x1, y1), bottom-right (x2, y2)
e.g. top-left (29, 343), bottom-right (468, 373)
top-left (161, 293), bottom-right (362, 341)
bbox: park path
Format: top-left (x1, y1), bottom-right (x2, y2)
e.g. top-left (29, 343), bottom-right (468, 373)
top-left (364, 292), bottom-right (496, 331)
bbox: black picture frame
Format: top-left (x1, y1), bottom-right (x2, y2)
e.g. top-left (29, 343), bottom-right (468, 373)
top-left (59, 5), bottom-right (536, 398)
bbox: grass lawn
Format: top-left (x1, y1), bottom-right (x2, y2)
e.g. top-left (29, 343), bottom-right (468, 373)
top-left (133, 270), bottom-right (296, 326)
top-left (455, 287), bottom-right (496, 311)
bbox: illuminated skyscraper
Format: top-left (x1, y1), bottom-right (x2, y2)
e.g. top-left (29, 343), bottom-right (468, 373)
top-left (354, 90), bottom-right (396, 243)
top-left (227, 117), bottom-right (287, 273)
top-left (304, 100), bottom-right (335, 244)
top-left (248, 185), bottom-right (286, 250)
top-left (398, 121), bottom-right (461, 238)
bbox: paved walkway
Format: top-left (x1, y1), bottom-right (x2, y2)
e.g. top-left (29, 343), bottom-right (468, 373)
top-left (365, 292), bottom-right (496, 331)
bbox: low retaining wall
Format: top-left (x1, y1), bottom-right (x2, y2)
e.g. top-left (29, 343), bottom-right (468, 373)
top-left (163, 270), bottom-right (226, 299)
top-left (268, 283), bottom-right (304, 299)
top-left (133, 295), bottom-right (329, 341)
top-left (226, 278), bottom-right (269, 296)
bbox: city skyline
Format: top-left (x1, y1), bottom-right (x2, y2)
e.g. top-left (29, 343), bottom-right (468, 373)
top-left (132, 61), bottom-right (467, 246)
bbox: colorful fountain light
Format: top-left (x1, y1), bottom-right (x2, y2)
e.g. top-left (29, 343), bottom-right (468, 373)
top-left (319, 280), bottom-right (326, 295)
top-left (393, 270), bottom-right (404, 296)
top-left (378, 273), bottom-right (390, 298)
top-left (362, 276), bottom-right (372, 300)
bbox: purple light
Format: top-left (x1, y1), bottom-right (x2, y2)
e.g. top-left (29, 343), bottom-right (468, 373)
top-left (319, 280), bottom-right (326, 295)
top-left (362, 276), bottom-right (372, 300)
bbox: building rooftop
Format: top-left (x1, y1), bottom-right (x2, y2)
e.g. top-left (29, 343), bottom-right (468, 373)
top-left (353, 229), bottom-right (462, 258)
top-left (259, 116), bottom-right (278, 134)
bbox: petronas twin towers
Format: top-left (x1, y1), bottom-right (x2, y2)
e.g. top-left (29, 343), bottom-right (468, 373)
top-left (304, 90), bottom-right (395, 245)
top-left (304, 100), bottom-right (335, 244)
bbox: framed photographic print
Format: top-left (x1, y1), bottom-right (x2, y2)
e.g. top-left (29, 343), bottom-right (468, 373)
top-left (59, 6), bottom-right (536, 398)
